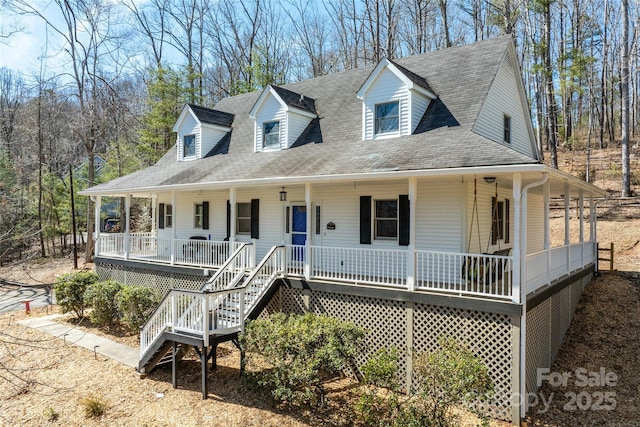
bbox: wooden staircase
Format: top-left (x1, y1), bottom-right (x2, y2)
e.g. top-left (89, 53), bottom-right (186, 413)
top-left (137, 245), bottom-right (285, 397)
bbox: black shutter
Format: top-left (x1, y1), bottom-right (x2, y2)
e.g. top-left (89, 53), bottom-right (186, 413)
top-left (202, 201), bottom-right (209, 230)
top-left (491, 197), bottom-right (498, 245)
top-left (159, 203), bottom-right (165, 229)
top-left (360, 196), bottom-right (372, 244)
top-left (226, 200), bottom-right (231, 239)
top-left (251, 198), bottom-right (260, 239)
top-left (399, 194), bottom-right (410, 246)
top-left (505, 199), bottom-right (510, 243)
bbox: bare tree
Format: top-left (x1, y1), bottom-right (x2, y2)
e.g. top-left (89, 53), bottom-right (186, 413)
top-left (621, 0), bottom-right (631, 196)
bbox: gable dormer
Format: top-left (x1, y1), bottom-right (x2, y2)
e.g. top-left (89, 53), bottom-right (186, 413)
top-left (249, 85), bottom-right (317, 152)
top-left (173, 104), bottom-right (234, 161)
top-left (357, 59), bottom-right (436, 140)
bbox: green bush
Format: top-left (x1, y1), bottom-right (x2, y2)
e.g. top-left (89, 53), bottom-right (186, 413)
top-left (353, 339), bottom-right (493, 427)
top-left (84, 280), bottom-right (123, 327)
top-left (117, 285), bottom-right (159, 330)
top-left (411, 337), bottom-right (493, 426)
top-left (355, 347), bottom-right (402, 426)
top-left (240, 312), bottom-right (366, 407)
top-left (54, 271), bottom-right (99, 318)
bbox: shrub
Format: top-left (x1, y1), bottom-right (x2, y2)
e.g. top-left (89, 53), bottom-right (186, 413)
top-left (117, 285), bottom-right (159, 330)
top-left (54, 271), bottom-right (99, 318)
top-left (44, 406), bottom-right (59, 422)
top-left (240, 312), bottom-right (366, 407)
top-left (353, 339), bottom-right (493, 427)
top-left (355, 347), bottom-right (402, 426)
top-left (80, 395), bottom-right (107, 418)
top-left (411, 337), bottom-right (493, 426)
top-left (84, 280), bottom-right (123, 327)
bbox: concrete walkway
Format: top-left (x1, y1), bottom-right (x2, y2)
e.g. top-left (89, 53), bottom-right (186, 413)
top-left (17, 314), bottom-right (139, 369)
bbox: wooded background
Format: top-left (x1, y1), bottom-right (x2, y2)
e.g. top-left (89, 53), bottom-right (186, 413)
top-left (0, 0), bottom-right (637, 262)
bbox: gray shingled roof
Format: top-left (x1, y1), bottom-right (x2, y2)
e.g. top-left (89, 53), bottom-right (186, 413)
top-left (387, 60), bottom-right (435, 94)
top-left (187, 103), bottom-right (234, 127)
top-left (85, 36), bottom-right (538, 195)
top-left (270, 85), bottom-right (317, 115)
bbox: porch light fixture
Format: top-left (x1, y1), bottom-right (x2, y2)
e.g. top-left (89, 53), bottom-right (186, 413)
top-left (279, 187), bottom-right (287, 202)
top-left (483, 176), bottom-right (496, 184)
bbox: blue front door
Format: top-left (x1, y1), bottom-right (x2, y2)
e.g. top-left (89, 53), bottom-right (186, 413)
top-left (292, 206), bottom-right (306, 261)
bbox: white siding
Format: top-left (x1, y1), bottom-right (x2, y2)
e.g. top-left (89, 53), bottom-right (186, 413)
top-left (526, 193), bottom-right (545, 254)
top-left (200, 126), bottom-right (228, 157)
top-left (254, 96), bottom-right (287, 152)
top-left (416, 180), bottom-right (463, 252)
top-left (235, 189), bottom-right (283, 260)
top-left (363, 68), bottom-right (410, 140)
top-left (466, 181), bottom-right (514, 254)
top-left (176, 113), bottom-right (199, 161)
top-left (473, 55), bottom-right (536, 158)
top-left (411, 91), bottom-right (431, 133)
top-left (287, 112), bottom-right (312, 147)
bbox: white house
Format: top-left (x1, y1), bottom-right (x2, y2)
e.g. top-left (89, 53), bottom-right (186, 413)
top-left (81, 36), bottom-right (604, 425)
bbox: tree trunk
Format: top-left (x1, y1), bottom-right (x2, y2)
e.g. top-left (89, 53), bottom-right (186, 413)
top-left (621, 0), bottom-right (631, 196)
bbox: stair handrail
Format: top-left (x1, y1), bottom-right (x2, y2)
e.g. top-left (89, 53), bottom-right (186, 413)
top-left (140, 245), bottom-right (285, 364)
top-left (205, 245), bottom-right (285, 334)
top-left (139, 288), bottom-right (205, 358)
top-left (204, 242), bottom-right (253, 291)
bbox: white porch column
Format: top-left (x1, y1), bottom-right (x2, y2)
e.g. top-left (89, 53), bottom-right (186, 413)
top-left (564, 183), bottom-right (571, 275)
top-left (579, 190), bottom-right (585, 267)
top-left (94, 195), bottom-right (101, 258)
top-left (124, 194), bottom-right (131, 260)
top-left (170, 191), bottom-right (176, 265)
top-left (229, 187), bottom-right (237, 248)
top-left (151, 195), bottom-right (157, 235)
top-left (590, 195), bottom-right (596, 242)
top-left (543, 181), bottom-right (550, 286)
top-left (512, 173), bottom-right (522, 304)
top-left (564, 183), bottom-right (571, 245)
top-left (543, 181), bottom-right (550, 250)
top-left (407, 177), bottom-right (417, 291)
top-left (305, 183), bottom-right (312, 280)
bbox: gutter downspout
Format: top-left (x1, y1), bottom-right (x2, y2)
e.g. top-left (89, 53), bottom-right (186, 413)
top-left (518, 172), bottom-right (549, 421)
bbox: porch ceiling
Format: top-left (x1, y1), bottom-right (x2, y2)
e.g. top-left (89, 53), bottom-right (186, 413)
top-left (84, 165), bottom-right (605, 200)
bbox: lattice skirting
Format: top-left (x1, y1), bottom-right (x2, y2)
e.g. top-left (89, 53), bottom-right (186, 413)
top-left (278, 286), bottom-right (515, 422)
top-left (525, 273), bottom-right (592, 396)
top-left (95, 262), bottom-right (206, 297)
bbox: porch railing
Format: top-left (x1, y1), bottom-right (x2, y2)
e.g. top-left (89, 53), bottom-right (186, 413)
top-left (415, 250), bottom-right (513, 299)
top-left (97, 233), bottom-right (242, 269)
top-left (526, 241), bottom-right (596, 294)
top-left (285, 245), bottom-right (408, 288)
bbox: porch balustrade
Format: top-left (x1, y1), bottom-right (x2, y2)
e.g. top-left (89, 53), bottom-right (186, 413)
top-left (526, 241), bottom-right (596, 294)
top-left (96, 233), bottom-right (243, 269)
top-left (99, 233), bottom-right (596, 302)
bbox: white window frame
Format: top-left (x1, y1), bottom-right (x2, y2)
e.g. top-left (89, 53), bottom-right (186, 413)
top-left (374, 199), bottom-right (398, 240)
top-left (194, 203), bottom-right (203, 228)
top-left (263, 121), bottom-right (280, 149)
top-left (165, 204), bottom-right (173, 228)
top-left (503, 114), bottom-right (511, 144)
top-left (236, 202), bottom-right (251, 235)
top-left (374, 101), bottom-right (400, 136)
top-left (183, 134), bottom-right (196, 157)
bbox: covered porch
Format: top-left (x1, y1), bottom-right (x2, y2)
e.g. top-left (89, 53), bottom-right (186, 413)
top-left (92, 167), bottom-right (602, 304)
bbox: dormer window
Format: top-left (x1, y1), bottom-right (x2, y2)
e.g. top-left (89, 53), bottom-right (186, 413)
top-left (375, 102), bottom-right (400, 135)
top-left (174, 104), bottom-right (234, 161)
top-left (250, 85), bottom-right (317, 152)
top-left (183, 134), bottom-right (196, 157)
top-left (263, 121), bottom-right (280, 149)
top-left (357, 58), bottom-right (436, 141)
